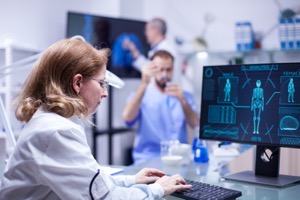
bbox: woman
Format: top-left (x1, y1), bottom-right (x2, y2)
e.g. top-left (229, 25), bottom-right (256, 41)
top-left (0, 38), bottom-right (191, 199)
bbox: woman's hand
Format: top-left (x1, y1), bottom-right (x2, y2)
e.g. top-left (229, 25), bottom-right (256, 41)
top-left (155, 174), bottom-right (192, 196)
top-left (135, 168), bottom-right (165, 184)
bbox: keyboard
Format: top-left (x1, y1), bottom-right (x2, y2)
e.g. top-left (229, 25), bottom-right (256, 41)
top-left (171, 179), bottom-right (242, 200)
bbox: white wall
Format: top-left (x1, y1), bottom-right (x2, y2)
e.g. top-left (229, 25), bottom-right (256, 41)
top-left (143, 0), bottom-right (300, 51)
top-left (0, 0), bottom-right (120, 50)
top-left (1, 0), bottom-right (299, 51)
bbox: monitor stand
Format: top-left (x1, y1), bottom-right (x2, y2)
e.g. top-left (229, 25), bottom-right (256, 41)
top-left (223, 145), bottom-right (300, 187)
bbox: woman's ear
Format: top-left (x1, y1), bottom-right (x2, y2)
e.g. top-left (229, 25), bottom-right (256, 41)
top-left (72, 74), bottom-right (83, 94)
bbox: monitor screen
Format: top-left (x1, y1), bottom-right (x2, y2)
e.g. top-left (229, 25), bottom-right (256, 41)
top-left (199, 62), bottom-right (300, 186)
top-left (66, 11), bottom-right (150, 78)
top-left (199, 62), bottom-right (300, 148)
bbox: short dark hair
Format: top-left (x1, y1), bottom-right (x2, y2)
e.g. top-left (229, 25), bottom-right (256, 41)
top-left (150, 50), bottom-right (174, 62)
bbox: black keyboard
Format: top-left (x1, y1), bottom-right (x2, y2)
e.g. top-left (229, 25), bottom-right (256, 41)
top-left (171, 179), bottom-right (242, 200)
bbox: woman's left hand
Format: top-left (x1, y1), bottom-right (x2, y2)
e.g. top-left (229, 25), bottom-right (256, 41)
top-left (135, 168), bottom-right (166, 184)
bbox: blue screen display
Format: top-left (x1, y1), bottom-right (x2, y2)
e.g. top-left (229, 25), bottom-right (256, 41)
top-left (66, 11), bottom-right (149, 78)
top-left (200, 63), bottom-right (300, 148)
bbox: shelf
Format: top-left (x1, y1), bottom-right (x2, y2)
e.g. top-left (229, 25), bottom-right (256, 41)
top-left (182, 49), bottom-right (300, 56)
top-left (180, 49), bottom-right (300, 67)
top-left (0, 44), bottom-right (39, 147)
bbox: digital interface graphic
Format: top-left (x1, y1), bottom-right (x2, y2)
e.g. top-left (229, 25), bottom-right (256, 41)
top-left (200, 63), bottom-right (300, 147)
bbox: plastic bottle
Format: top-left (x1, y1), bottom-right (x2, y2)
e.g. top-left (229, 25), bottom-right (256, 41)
top-left (193, 127), bottom-right (209, 163)
top-left (192, 126), bottom-right (201, 151)
top-left (279, 18), bottom-right (288, 50)
top-left (235, 22), bottom-right (242, 51)
top-left (296, 18), bottom-right (300, 49)
top-left (194, 143), bottom-right (209, 163)
top-left (287, 19), bottom-right (295, 49)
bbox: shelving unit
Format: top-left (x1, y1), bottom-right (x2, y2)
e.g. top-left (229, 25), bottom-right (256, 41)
top-left (0, 44), bottom-right (39, 143)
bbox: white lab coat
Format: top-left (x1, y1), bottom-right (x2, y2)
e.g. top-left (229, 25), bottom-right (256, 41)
top-left (0, 109), bottom-right (163, 200)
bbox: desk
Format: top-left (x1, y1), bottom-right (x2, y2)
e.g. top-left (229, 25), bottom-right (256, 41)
top-left (1, 148), bottom-right (299, 199)
top-left (120, 148), bottom-right (300, 200)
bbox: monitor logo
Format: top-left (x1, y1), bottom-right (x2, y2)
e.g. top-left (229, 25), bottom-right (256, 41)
top-left (260, 148), bottom-right (273, 162)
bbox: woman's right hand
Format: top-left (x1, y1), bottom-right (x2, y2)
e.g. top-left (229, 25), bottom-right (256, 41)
top-left (155, 174), bottom-right (192, 196)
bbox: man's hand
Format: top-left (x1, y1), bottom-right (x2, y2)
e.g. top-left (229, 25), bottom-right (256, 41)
top-left (165, 82), bottom-right (184, 101)
top-left (123, 38), bottom-right (140, 58)
top-left (141, 62), bottom-right (158, 85)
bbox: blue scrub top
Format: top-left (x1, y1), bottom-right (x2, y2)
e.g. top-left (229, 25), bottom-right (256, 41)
top-left (125, 83), bottom-right (198, 164)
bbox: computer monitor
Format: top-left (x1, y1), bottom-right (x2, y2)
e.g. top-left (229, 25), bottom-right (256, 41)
top-left (199, 62), bottom-right (300, 187)
top-left (66, 11), bottom-right (150, 78)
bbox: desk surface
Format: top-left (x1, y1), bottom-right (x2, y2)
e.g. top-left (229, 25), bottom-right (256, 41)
top-left (120, 148), bottom-right (300, 200)
top-left (1, 148), bottom-right (299, 200)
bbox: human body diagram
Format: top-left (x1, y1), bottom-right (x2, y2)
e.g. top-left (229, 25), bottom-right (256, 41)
top-left (288, 78), bottom-right (295, 103)
top-left (251, 80), bottom-right (264, 134)
top-left (224, 79), bottom-right (231, 101)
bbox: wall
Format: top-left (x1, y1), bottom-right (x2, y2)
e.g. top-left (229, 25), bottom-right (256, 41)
top-left (0, 0), bottom-right (120, 50)
top-left (2, 0), bottom-right (299, 51)
top-left (143, 0), bottom-right (300, 51)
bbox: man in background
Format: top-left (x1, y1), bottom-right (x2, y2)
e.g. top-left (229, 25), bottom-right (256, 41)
top-left (123, 17), bottom-right (180, 82)
top-left (122, 50), bottom-right (199, 164)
